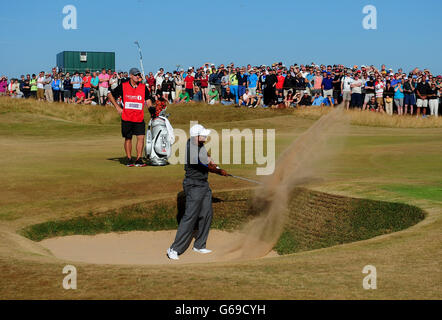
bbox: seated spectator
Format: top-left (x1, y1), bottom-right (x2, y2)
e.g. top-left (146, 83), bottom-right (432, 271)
top-left (284, 90), bottom-right (294, 108)
top-left (239, 89), bottom-right (254, 107)
top-left (75, 90), bottom-right (86, 103)
top-left (312, 93), bottom-right (324, 106)
top-left (299, 91), bottom-right (312, 106)
top-left (208, 87), bottom-right (219, 105)
top-left (322, 95), bottom-right (335, 107)
top-left (175, 90), bottom-right (190, 103)
top-left (366, 96), bottom-right (378, 112)
top-left (221, 87), bottom-right (236, 105)
top-left (193, 86), bottom-right (203, 102)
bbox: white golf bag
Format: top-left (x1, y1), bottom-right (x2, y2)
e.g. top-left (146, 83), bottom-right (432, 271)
top-left (145, 112), bottom-right (175, 166)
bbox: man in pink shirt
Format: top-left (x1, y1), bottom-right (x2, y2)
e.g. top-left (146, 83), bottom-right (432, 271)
top-left (98, 68), bottom-right (110, 105)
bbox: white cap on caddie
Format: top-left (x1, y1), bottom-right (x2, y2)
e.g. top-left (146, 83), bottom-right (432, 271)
top-left (190, 124), bottom-right (210, 137)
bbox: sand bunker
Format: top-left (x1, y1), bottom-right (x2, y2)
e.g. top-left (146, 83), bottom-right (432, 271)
top-left (40, 230), bottom-right (278, 265)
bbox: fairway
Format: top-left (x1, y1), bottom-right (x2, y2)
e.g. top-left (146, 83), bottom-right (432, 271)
top-left (0, 98), bottom-right (441, 299)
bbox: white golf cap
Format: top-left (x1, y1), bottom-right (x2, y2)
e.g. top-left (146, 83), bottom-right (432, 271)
top-left (190, 124), bottom-right (210, 137)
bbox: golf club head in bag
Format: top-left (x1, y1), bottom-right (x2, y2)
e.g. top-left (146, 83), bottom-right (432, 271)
top-left (145, 116), bottom-right (175, 166)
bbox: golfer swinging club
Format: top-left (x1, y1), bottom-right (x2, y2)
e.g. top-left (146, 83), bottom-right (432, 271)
top-left (167, 124), bottom-right (228, 260)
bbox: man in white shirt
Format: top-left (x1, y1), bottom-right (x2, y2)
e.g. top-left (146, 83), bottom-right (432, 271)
top-left (341, 70), bottom-right (353, 110)
top-left (350, 71), bottom-right (363, 109)
top-left (154, 68), bottom-right (165, 89)
top-left (36, 71), bottom-right (45, 101)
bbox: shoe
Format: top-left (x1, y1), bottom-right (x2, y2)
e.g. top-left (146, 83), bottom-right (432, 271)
top-left (193, 247), bottom-right (212, 254)
top-left (126, 158), bottom-right (135, 167)
top-left (135, 158), bottom-right (147, 167)
top-left (167, 247), bottom-right (179, 260)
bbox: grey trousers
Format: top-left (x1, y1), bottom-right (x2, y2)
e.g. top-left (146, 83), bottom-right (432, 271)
top-left (170, 178), bottom-right (213, 255)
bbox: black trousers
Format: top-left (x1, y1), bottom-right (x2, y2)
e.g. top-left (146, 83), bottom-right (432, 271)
top-left (170, 178), bottom-right (213, 255)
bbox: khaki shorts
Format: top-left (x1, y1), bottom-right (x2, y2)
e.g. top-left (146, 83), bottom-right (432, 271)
top-left (376, 97), bottom-right (384, 107)
top-left (416, 99), bottom-right (428, 108)
top-left (37, 88), bottom-right (45, 99)
top-left (99, 87), bottom-right (109, 97)
top-left (364, 93), bottom-right (375, 103)
top-left (343, 91), bottom-right (352, 101)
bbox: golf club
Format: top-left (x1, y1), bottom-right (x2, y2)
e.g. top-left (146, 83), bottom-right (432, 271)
top-left (227, 174), bottom-right (262, 185)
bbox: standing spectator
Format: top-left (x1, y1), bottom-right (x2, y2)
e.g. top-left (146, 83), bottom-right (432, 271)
top-left (90, 72), bottom-right (99, 99)
top-left (220, 70), bottom-right (229, 98)
top-left (184, 72), bottom-right (195, 99)
top-left (98, 68), bottom-right (110, 105)
top-left (51, 75), bottom-right (61, 102)
top-left (161, 74), bottom-right (174, 102)
top-left (200, 71), bottom-right (209, 103)
top-left (350, 72), bottom-right (363, 109)
top-left (263, 69), bottom-right (277, 107)
top-left (0, 76), bottom-right (7, 96)
top-left (416, 76), bottom-right (430, 118)
top-left (247, 69), bottom-right (258, 96)
top-left (29, 74), bottom-right (38, 99)
top-left (374, 75), bottom-right (385, 113)
top-left (403, 76), bottom-right (416, 115)
top-left (21, 75), bottom-right (31, 99)
top-left (312, 70), bottom-right (323, 96)
top-left (83, 71), bottom-right (92, 98)
top-left (321, 72), bottom-right (334, 98)
top-left (237, 68), bottom-right (248, 100)
top-left (71, 71), bottom-right (82, 98)
top-left (362, 76), bottom-right (376, 111)
top-left (228, 69), bottom-right (239, 103)
top-left (341, 70), bottom-right (353, 110)
top-left (63, 74), bottom-right (73, 103)
top-left (44, 73), bottom-right (53, 102)
top-left (208, 67), bottom-right (218, 92)
top-left (173, 71), bottom-right (184, 100)
top-left (332, 69), bottom-right (342, 104)
top-left (146, 72), bottom-right (156, 94)
top-left (36, 71), bottom-right (45, 101)
top-left (275, 70), bottom-right (285, 95)
top-left (109, 72), bottom-right (119, 92)
top-left (155, 68), bottom-right (165, 90)
top-left (428, 82), bottom-right (439, 117)
top-left (383, 81), bottom-right (395, 115)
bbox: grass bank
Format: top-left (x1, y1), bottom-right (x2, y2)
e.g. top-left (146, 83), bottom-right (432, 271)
top-left (21, 188), bottom-right (425, 255)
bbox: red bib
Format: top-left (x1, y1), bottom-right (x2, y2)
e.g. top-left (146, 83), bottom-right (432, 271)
top-left (122, 82), bottom-right (146, 122)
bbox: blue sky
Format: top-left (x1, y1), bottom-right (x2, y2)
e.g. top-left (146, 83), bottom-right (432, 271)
top-left (1, 0), bottom-right (441, 78)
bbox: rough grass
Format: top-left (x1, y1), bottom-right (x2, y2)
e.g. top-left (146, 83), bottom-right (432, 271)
top-left (275, 188), bottom-right (426, 254)
top-left (3, 96), bottom-right (440, 128)
top-left (293, 106), bottom-right (442, 128)
top-left (21, 188), bottom-right (425, 256)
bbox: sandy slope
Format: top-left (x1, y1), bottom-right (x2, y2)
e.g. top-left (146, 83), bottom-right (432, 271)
top-left (40, 230), bottom-right (278, 265)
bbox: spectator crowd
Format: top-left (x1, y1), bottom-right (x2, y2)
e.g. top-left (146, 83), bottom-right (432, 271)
top-left (1, 62), bottom-right (441, 117)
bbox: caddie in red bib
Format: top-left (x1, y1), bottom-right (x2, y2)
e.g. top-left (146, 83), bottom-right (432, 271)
top-left (107, 67), bottom-right (153, 167)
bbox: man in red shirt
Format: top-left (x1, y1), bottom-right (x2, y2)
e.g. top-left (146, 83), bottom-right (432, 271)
top-left (107, 68), bottom-right (153, 167)
top-left (82, 70), bottom-right (92, 98)
top-left (276, 70), bottom-right (285, 95)
top-left (184, 73), bottom-right (195, 100)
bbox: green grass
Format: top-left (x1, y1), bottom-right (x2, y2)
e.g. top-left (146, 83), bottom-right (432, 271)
top-left (1, 97), bottom-right (441, 299)
top-left (380, 184), bottom-right (442, 202)
top-left (21, 188), bottom-right (425, 257)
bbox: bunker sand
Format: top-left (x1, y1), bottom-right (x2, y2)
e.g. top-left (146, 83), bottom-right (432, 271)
top-left (39, 230), bottom-right (278, 265)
